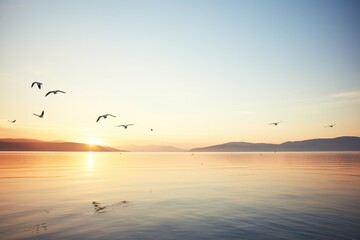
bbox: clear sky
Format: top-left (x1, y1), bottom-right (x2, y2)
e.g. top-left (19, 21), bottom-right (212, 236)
top-left (0, 0), bottom-right (359, 149)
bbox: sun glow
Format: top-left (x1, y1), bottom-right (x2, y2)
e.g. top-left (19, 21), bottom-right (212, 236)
top-left (85, 138), bottom-right (101, 146)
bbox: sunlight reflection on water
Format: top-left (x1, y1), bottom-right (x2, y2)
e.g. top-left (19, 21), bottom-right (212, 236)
top-left (86, 152), bottom-right (94, 170)
top-left (0, 152), bottom-right (359, 240)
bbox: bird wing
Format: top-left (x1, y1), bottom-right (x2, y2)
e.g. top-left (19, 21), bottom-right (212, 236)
top-left (40, 111), bottom-right (44, 117)
top-left (96, 116), bottom-right (103, 122)
top-left (115, 125), bottom-right (125, 128)
top-left (33, 113), bottom-right (39, 117)
top-left (45, 91), bottom-right (53, 97)
top-left (38, 83), bottom-right (42, 89)
top-left (126, 124), bottom-right (134, 127)
top-left (57, 90), bottom-right (66, 94)
top-left (107, 114), bottom-right (116, 118)
top-left (31, 82), bottom-right (36, 88)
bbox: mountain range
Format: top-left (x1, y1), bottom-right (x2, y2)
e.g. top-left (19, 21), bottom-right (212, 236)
top-left (1, 136), bottom-right (359, 152)
top-left (190, 136), bottom-right (360, 152)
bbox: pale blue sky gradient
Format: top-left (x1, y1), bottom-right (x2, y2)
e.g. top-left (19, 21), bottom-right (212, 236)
top-left (1, 0), bottom-right (359, 148)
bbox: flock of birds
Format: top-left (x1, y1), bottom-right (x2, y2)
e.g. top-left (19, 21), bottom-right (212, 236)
top-left (6, 81), bottom-right (336, 130)
top-left (7, 81), bottom-right (149, 130)
top-left (31, 81), bottom-right (66, 119)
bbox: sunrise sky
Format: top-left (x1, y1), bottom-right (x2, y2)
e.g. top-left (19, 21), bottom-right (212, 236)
top-left (0, 0), bottom-right (359, 149)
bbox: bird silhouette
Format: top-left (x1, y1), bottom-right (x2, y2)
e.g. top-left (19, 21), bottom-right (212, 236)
top-left (325, 124), bottom-right (336, 128)
top-left (33, 111), bottom-right (44, 118)
top-left (45, 90), bottom-right (66, 97)
top-left (150, 129), bottom-right (153, 131)
top-left (269, 121), bottom-right (282, 126)
top-left (31, 81), bottom-right (43, 89)
top-left (96, 114), bottom-right (116, 122)
top-left (8, 120), bottom-right (16, 123)
top-left (115, 124), bottom-right (134, 129)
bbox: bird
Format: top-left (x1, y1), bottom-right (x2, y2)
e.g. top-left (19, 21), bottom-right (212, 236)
top-left (45, 90), bottom-right (66, 97)
top-left (96, 114), bottom-right (116, 122)
top-left (8, 120), bottom-right (16, 123)
top-left (31, 81), bottom-right (43, 89)
top-left (33, 111), bottom-right (44, 118)
top-left (269, 121), bottom-right (282, 126)
top-left (325, 124), bottom-right (336, 128)
top-left (115, 124), bottom-right (134, 129)
top-left (150, 129), bottom-right (153, 131)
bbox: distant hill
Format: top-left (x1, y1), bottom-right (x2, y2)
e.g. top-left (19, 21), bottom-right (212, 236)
top-left (0, 138), bottom-right (124, 152)
top-left (190, 136), bottom-right (360, 152)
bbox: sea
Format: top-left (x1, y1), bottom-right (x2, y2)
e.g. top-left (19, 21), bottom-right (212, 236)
top-left (0, 152), bottom-right (359, 240)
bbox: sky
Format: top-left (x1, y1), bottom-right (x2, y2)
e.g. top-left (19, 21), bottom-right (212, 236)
top-left (0, 0), bottom-right (359, 150)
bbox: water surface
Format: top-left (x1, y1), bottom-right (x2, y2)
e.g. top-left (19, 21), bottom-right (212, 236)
top-left (0, 152), bottom-right (359, 239)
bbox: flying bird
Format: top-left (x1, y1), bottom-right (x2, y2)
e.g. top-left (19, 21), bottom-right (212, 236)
top-left (96, 114), bottom-right (116, 122)
top-left (45, 90), bottom-right (66, 97)
top-left (33, 111), bottom-right (44, 118)
top-left (115, 124), bottom-right (134, 129)
top-left (31, 81), bottom-right (43, 89)
top-left (269, 121), bottom-right (282, 126)
top-left (8, 120), bottom-right (16, 123)
top-left (325, 124), bottom-right (336, 128)
top-left (150, 129), bottom-right (153, 131)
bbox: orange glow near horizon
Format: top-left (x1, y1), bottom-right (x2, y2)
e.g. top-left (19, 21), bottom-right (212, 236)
top-left (85, 138), bottom-right (101, 146)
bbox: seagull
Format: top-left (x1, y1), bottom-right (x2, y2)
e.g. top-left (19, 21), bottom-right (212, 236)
top-left (325, 124), bottom-right (336, 128)
top-left (8, 120), bottom-right (16, 123)
top-left (96, 114), bottom-right (116, 122)
top-left (269, 121), bottom-right (282, 126)
top-left (45, 90), bottom-right (66, 97)
top-left (33, 111), bottom-right (44, 118)
top-left (115, 124), bottom-right (134, 129)
top-left (31, 81), bottom-right (43, 89)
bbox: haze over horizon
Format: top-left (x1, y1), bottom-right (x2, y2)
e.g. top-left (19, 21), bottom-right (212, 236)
top-left (1, 0), bottom-right (359, 150)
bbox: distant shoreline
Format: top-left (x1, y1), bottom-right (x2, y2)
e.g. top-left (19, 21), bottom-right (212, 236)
top-left (191, 136), bottom-right (360, 152)
top-left (1, 136), bottom-right (359, 152)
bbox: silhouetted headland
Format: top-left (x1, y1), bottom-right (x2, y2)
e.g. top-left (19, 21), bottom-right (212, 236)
top-left (0, 138), bottom-right (124, 152)
top-left (190, 136), bottom-right (360, 152)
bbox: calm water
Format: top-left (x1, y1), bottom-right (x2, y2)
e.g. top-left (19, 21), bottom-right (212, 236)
top-left (0, 152), bottom-right (359, 240)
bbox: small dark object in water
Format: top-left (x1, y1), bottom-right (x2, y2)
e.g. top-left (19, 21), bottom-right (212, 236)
top-left (31, 222), bottom-right (47, 234)
top-left (92, 201), bottom-right (109, 214)
top-left (92, 200), bottom-right (131, 214)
